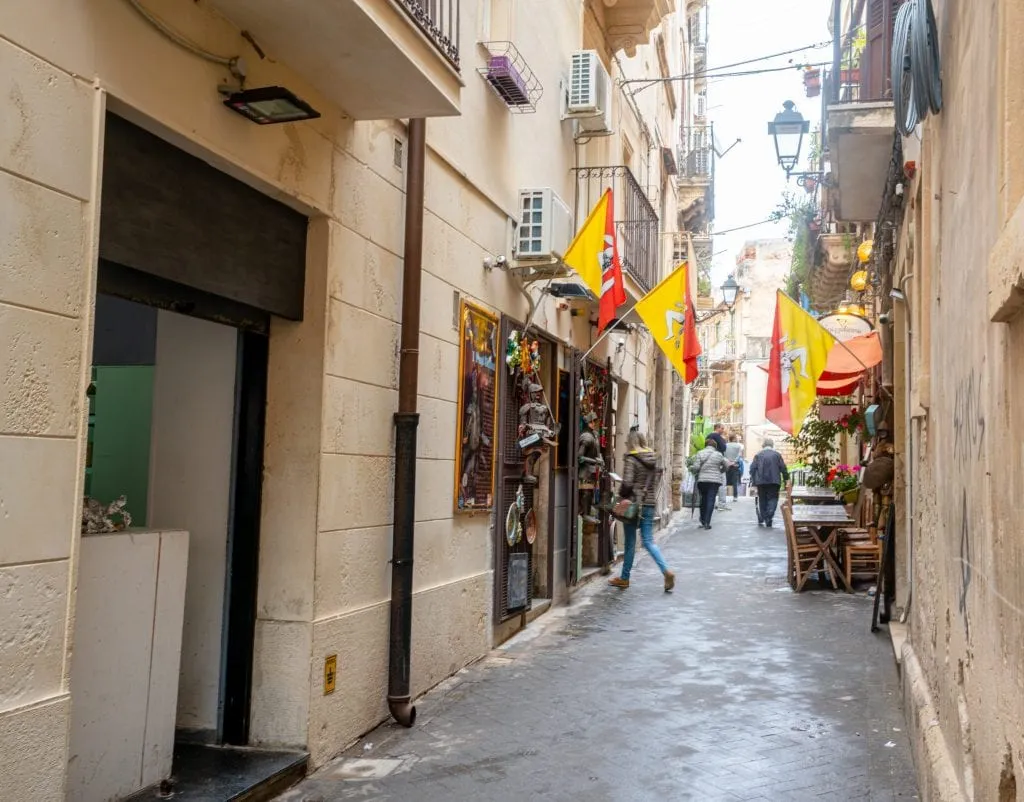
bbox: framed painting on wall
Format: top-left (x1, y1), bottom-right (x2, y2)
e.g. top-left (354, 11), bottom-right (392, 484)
top-left (454, 300), bottom-right (499, 512)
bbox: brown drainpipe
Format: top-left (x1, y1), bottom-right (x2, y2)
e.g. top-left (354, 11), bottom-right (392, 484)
top-left (387, 117), bottom-right (425, 728)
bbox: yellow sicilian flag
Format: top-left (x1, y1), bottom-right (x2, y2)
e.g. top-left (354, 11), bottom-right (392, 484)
top-left (634, 261), bottom-right (701, 382)
top-left (766, 290), bottom-right (836, 435)
top-left (562, 189), bottom-right (626, 332)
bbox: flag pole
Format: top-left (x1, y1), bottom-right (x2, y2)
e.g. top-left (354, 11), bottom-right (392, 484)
top-left (578, 307), bottom-right (639, 362)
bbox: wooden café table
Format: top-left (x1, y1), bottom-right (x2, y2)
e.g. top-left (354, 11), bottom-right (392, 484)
top-left (789, 485), bottom-right (839, 505)
top-left (790, 503), bottom-right (856, 592)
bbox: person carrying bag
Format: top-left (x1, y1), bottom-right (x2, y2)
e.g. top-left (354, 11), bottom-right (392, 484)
top-left (608, 430), bottom-right (675, 592)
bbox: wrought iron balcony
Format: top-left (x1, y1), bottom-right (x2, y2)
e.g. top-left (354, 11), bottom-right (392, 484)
top-left (394, 0), bottom-right (461, 70)
top-left (573, 165), bottom-right (660, 293)
top-left (692, 44), bottom-right (707, 77)
top-left (707, 337), bottom-right (738, 363)
top-left (821, 4), bottom-right (897, 221)
top-left (677, 125), bottom-right (714, 183)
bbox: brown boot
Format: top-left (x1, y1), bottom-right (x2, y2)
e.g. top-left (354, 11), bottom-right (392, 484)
top-left (608, 577), bottom-right (629, 589)
top-left (663, 571), bottom-right (676, 592)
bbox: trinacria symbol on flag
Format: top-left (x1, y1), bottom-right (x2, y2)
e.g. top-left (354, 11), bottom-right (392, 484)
top-left (664, 303), bottom-right (687, 349)
top-left (778, 334), bottom-right (809, 389)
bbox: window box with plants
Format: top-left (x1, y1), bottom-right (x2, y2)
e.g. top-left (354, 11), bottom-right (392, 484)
top-left (803, 66), bottom-right (821, 98)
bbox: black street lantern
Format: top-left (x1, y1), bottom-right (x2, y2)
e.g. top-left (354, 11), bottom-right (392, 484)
top-left (721, 274), bottom-right (740, 309)
top-left (768, 100), bottom-right (810, 176)
top-left (223, 86), bottom-right (321, 125)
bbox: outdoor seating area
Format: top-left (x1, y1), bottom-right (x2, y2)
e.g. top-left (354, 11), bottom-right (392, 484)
top-left (781, 485), bottom-right (885, 592)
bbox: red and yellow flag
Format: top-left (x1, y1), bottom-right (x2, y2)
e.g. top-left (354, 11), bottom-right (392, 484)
top-left (766, 291), bottom-right (836, 435)
top-left (562, 189), bottom-right (626, 332)
top-left (634, 261), bottom-right (701, 383)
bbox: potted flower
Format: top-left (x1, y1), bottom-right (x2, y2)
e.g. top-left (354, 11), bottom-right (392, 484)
top-left (838, 408), bottom-right (866, 436)
top-left (827, 464), bottom-right (860, 504)
top-left (803, 66), bottom-right (822, 98)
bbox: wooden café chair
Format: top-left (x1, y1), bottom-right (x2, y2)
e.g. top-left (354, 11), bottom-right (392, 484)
top-left (782, 502), bottom-right (836, 591)
top-left (842, 494), bottom-right (887, 588)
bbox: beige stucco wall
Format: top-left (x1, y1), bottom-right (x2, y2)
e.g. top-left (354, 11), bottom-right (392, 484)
top-left (896, 0), bottom-right (1024, 798)
top-left (0, 0), bottom-right (680, 791)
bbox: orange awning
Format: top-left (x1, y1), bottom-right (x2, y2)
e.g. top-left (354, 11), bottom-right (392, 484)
top-left (820, 332), bottom-right (882, 380)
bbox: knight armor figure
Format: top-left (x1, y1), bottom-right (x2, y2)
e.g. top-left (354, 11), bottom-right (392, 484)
top-left (518, 381), bottom-right (559, 485)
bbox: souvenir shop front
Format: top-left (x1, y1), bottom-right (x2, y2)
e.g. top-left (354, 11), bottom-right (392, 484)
top-left (556, 358), bottom-right (616, 585)
top-left (460, 306), bottom-right (621, 628)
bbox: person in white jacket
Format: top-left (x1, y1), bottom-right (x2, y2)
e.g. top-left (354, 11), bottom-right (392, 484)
top-left (692, 442), bottom-right (727, 529)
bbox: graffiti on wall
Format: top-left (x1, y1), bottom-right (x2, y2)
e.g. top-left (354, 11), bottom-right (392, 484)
top-left (958, 488), bottom-right (972, 641)
top-left (952, 368), bottom-right (985, 469)
top-left (951, 368), bottom-right (984, 641)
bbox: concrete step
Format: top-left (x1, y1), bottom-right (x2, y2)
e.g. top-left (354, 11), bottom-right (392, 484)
top-left (889, 620), bottom-right (908, 671)
top-left (125, 744), bottom-right (307, 802)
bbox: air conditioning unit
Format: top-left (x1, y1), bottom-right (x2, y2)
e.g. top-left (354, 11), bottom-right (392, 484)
top-left (565, 51), bottom-right (614, 136)
top-left (515, 188), bottom-right (573, 261)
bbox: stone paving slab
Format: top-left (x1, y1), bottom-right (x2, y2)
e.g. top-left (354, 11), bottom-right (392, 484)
top-left (277, 500), bottom-right (919, 802)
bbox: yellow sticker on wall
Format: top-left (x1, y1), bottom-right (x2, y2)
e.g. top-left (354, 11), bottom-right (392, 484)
top-left (324, 655), bottom-right (337, 695)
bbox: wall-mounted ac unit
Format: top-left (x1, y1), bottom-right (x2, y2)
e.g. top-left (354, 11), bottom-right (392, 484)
top-left (515, 188), bottom-right (573, 261)
top-left (565, 50), bottom-right (614, 137)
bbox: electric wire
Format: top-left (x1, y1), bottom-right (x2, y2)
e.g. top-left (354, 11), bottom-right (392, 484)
top-left (627, 61), bottom-right (831, 96)
top-left (892, 0), bottom-right (943, 136)
top-left (915, 0), bottom-right (943, 115)
top-left (712, 217), bottom-right (784, 236)
top-left (125, 0), bottom-right (238, 67)
top-left (893, 2), bottom-right (918, 134)
top-left (623, 39), bottom-right (833, 89)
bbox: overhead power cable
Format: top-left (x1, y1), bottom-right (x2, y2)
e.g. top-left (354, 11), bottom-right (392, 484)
top-left (712, 217), bottom-right (785, 236)
top-left (892, 0), bottom-right (943, 136)
top-left (624, 39), bottom-right (832, 91)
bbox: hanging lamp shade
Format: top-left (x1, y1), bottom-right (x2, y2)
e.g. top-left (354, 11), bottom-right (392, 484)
top-left (857, 240), bottom-right (873, 264)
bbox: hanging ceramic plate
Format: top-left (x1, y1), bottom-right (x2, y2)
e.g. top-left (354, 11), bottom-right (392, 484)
top-left (505, 502), bottom-right (520, 547)
top-left (524, 507), bottom-right (537, 545)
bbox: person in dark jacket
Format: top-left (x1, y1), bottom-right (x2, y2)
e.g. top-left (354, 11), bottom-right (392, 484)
top-left (749, 438), bottom-right (790, 528)
top-left (705, 423), bottom-right (727, 454)
top-left (609, 430), bottom-right (675, 592)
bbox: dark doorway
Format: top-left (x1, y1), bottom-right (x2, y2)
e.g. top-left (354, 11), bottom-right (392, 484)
top-left (222, 331), bottom-right (268, 745)
top-left (91, 111), bottom-right (310, 796)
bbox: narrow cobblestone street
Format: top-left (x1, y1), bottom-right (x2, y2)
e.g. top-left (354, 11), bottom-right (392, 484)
top-left (279, 501), bottom-right (918, 802)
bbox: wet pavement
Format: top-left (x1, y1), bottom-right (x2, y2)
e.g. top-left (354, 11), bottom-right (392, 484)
top-left (277, 500), bottom-right (919, 801)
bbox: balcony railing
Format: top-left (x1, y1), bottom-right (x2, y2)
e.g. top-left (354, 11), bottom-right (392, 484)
top-left (707, 337), bottom-right (737, 363)
top-left (827, 0), bottom-right (901, 105)
top-left (573, 166), bottom-right (660, 293)
top-left (395, 0), bottom-right (461, 70)
top-left (693, 44), bottom-right (707, 76)
top-left (745, 336), bottom-right (771, 360)
top-left (677, 125), bottom-right (714, 182)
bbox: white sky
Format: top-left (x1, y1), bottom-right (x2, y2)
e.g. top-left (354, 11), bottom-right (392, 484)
top-left (706, 0), bottom-right (831, 286)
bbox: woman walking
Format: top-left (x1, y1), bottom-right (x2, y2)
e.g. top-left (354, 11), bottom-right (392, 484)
top-left (609, 430), bottom-right (675, 592)
top-left (693, 439), bottom-right (727, 529)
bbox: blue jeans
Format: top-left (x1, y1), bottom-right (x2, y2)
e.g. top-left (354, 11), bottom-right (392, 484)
top-left (620, 505), bottom-right (670, 580)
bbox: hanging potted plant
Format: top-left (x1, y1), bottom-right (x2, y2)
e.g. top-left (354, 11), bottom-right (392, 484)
top-left (803, 65), bottom-right (822, 98)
